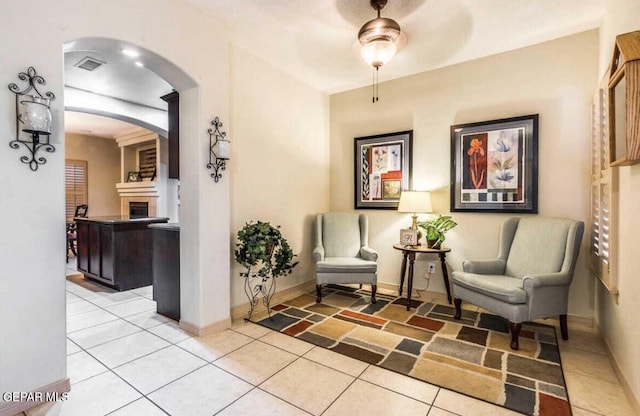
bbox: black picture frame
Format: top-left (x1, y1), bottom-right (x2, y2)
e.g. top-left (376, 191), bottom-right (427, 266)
top-left (127, 171), bottom-right (141, 183)
top-left (354, 131), bottom-right (412, 209)
top-left (450, 114), bottom-right (538, 213)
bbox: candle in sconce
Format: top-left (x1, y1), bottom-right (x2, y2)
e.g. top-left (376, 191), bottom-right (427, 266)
top-left (217, 138), bottom-right (230, 160)
top-left (20, 95), bottom-right (52, 134)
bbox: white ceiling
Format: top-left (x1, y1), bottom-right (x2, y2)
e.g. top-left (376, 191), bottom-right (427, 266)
top-left (64, 111), bottom-right (142, 138)
top-left (64, 0), bottom-right (605, 137)
top-left (65, 50), bottom-right (173, 110)
top-left (64, 42), bottom-right (175, 139)
top-left (185, 0), bottom-right (604, 94)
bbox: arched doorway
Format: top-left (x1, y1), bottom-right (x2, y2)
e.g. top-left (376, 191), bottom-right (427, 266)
top-left (61, 37), bottom-right (229, 331)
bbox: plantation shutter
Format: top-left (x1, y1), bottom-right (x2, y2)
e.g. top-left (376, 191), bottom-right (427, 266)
top-left (65, 159), bottom-right (88, 222)
top-left (590, 86), bottom-right (617, 294)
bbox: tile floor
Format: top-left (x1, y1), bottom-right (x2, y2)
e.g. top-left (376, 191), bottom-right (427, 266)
top-left (17, 263), bottom-right (637, 416)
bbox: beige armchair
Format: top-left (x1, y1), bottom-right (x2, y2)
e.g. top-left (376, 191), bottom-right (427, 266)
top-left (313, 213), bottom-right (378, 303)
top-left (452, 216), bottom-right (584, 350)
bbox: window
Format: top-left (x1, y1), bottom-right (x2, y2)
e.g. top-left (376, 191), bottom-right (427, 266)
top-left (590, 86), bottom-right (618, 294)
top-left (137, 146), bottom-right (157, 181)
top-left (65, 159), bottom-right (88, 222)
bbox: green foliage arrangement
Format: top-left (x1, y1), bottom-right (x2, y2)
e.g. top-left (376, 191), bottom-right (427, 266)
top-left (234, 221), bottom-right (298, 281)
top-left (417, 215), bottom-right (458, 249)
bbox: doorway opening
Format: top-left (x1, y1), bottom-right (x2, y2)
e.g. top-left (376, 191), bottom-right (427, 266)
top-left (63, 37), bottom-right (196, 320)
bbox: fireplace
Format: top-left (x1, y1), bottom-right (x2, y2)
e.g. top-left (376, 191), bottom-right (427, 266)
top-left (129, 201), bottom-right (149, 219)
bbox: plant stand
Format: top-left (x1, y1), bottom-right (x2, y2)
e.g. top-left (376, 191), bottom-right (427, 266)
top-left (244, 276), bottom-right (277, 320)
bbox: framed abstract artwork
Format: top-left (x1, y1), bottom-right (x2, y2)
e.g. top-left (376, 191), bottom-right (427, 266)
top-left (354, 131), bottom-right (412, 209)
top-left (450, 115), bottom-right (538, 213)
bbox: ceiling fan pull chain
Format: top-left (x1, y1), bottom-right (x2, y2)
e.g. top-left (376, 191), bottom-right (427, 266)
top-left (371, 67), bottom-right (380, 103)
top-left (375, 67), bottom-right (379, 102)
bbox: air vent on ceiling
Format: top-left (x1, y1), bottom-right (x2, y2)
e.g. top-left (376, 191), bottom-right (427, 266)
top-left (75, 56), bottom-right (106, 71)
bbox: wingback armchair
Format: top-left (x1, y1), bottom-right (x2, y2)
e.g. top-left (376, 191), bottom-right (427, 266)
top-left (452, 217), bottom-right (584, 350)
top-left (313, 213), bottom-right (378, 304)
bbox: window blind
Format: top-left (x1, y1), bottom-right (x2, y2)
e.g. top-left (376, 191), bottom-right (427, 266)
top-left (65, 159), bottom-right (88, 222)
top-left (590, 87), bottom-right (617, 294)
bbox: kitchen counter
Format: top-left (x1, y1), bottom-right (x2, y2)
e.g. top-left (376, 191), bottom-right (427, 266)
top-left (148, 222), bottom-right (180, 231)
top-left (77, 216), bottom-right (170, 224)
top-left (76, 216), bottom-right (169, 291)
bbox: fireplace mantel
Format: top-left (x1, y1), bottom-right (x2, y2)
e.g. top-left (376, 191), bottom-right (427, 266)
top-left (116, 181), bottom-right (160, 197)
top-left (113, 128), bottom-right (176, 220)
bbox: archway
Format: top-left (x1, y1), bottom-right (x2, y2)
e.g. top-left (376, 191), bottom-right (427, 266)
top-left (62, 36), bottom-right (203, 325)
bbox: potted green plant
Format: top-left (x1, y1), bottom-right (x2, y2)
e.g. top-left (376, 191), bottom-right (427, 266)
top-left (234, 220), bottom-right (298, 319)
top-left (417, 215), bottom-right (457, 249)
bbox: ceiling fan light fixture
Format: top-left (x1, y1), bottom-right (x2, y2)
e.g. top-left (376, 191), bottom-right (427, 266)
top-left (357, 0), bottom-right (401, 68)
top-left (357, 0), bottom-right (404, 102)
top-left (360, 39), bottom-right (397, 68)
top-left (358, 17), bottom-right (401, 46)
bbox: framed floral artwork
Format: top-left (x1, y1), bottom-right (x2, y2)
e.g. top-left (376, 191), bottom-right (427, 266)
top-left (354, 131), bottom-right (412, 209)
top-left (450, 115), bottom-right (538, 213)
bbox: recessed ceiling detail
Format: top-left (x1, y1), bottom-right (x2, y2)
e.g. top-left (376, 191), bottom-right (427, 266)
top-left (74, 56), bottom-right (106, 72)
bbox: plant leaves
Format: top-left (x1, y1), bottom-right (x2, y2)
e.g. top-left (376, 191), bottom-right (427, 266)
top-left (234, 220), bottom-right (298, 279)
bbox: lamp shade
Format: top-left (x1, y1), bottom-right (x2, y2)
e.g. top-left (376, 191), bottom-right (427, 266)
top-left (397, 191), bottom-right (433, 213)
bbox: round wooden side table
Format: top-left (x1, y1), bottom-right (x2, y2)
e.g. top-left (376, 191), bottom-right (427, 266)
top-left (392, 244), bottom-right (452, 311)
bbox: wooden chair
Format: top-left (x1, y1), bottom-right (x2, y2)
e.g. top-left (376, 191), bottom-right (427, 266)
top-left (67, 204), bottom-right (88, 262)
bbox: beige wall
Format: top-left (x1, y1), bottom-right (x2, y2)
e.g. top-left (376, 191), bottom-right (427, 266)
top-left (0, 0), bottom-right (230, 402)
top-left (229, 46), bottom-right (330, 308)
top-left (65, 133), bottom-right (120, 216)
top-left (597, 0), bottom-right (640, 409)
top-left (330, 30), bottom-right (598, 318)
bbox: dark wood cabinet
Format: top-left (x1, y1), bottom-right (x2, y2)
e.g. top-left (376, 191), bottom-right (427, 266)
top-left (76, 216), bottom-right (169, 291)
top-left (160, 91), bottom-right (180, 179)
top-left (150, 224), bottom-right (180, 321)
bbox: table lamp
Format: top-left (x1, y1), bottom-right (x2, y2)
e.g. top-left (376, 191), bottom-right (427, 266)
top-left (398, 190), bottom-right (433, 233)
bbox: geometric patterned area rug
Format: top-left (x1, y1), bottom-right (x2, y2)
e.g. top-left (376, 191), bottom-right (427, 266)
top-left (256, 284), bottom-right (571, 416)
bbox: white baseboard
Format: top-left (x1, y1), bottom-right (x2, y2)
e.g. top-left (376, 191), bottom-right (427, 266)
top-left (179, 317), bottom-right (232, 337)
top-left (0, 377), bottom-right (70, 416)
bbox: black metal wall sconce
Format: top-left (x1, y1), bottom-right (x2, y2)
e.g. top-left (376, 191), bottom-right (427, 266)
top-left (8, 67), bottom-right (56, 171)
top-left (206, 116), bottom-right (230, 182)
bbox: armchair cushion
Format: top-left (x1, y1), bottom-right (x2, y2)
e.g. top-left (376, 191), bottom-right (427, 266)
top-left (453, 272), bottom-right (526, 304)
top-left (316, 257), bottom-right (377, 274)
top-left (322, 213), bottom-right (362, 258)
top-left (505, 218), bottom-right (571, 278)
